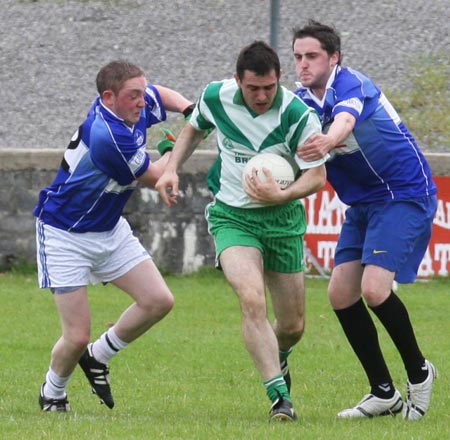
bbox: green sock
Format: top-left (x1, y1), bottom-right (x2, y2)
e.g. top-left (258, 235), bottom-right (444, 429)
top-left (263, 373), bottom-right (291, 402)
top-left (279, 347), bottom-right (293, 363)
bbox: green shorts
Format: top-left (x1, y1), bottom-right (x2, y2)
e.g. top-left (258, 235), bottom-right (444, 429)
top-left (205, 199), bottom-right (306, 273)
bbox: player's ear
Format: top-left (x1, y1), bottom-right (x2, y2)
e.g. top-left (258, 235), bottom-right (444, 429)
top-left (101, 90), bottom-right (115, 106)
top-left (330, 51), bottom-right (340, 67)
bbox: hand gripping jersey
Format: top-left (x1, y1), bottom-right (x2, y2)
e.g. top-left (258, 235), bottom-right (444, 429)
top-left (33, 85), bottom-right (166, 232)
top-left (295, 66), bottom-right (437, 205)
top-left (189, 78), bottom-right (325, 208)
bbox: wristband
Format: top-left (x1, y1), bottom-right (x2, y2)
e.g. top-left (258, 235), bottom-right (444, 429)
top-left (182, 103), bottom-right (196, 119)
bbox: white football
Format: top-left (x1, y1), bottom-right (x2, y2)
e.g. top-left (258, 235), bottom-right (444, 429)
top-left (242, 153), bottom-right (295, 190)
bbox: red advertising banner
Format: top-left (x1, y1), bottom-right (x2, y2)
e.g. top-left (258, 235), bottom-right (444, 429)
top-left (303, 177), bottom-right (450, 279)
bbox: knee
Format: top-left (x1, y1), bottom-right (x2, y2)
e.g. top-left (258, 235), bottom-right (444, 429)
top-left (361, 280), bottom-right (390, 307)
top-left (159, 291), bottom-right (175, 316)
top-left (60, 332), bottom-right (90, 355)
top-left (361, 287), bottom-right (387, 307)
top-left (328, 284), bottom-right (362, 310)
top-left (327, 285), bottom-right (342, 309)
top-left (278, 318), bottom-right (305, 343)
top-left (140, 288), bottom-right (174, 318)
top-left (240, 290), bottom-right (267, 321)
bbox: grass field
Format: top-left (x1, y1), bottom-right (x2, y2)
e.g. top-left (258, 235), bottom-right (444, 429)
top-left (0, 268), bottom-right (448, 439)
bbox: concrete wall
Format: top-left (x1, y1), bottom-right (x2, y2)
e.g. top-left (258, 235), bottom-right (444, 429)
top-left (1, 149), bottom-right (449, 273)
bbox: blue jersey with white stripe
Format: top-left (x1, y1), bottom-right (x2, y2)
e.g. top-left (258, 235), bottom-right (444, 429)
top-left (33, 85), bottom-right (166, 232)
top-left (295, 66), bottom-right (436, 205)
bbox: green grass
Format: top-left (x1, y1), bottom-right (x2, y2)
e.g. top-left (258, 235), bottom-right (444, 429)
top-left (0, 268), bottom-right (448, 439)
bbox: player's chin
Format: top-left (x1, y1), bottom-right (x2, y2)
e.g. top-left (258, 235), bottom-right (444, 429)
top-left (253, 104), bottom-right (269, 114)
top-left (125, 114), bottom-right (141, 125)
top-left (299, 76), bottom-right (312, 85)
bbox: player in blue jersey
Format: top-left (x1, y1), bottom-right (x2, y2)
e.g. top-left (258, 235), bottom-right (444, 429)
top-left (34, 60), bottom-right (194, 412)
top-left (292, 21), bottom-right (437, 420)
top-left (156, 41), bottom-right (327, 422)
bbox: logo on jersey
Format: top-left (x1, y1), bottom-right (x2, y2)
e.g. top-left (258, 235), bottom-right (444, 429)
top-left (234, 153), bottom-right (251, 164)
top-left (134, 129), bottom-right (145, 147)
top-left (321, 115), bottom-right (332, 127)
top-left (223, 137), bottom-right (234, 150)
top-left (130, 148), bottom-right (147, 171)
top-left (336, 98), bottom-right (363, 114)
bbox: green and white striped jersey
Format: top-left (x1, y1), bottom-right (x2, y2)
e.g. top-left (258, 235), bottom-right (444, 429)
top-left (189, 78), bottom-right (325, 208)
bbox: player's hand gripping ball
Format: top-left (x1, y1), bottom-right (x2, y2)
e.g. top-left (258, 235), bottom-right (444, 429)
top-left (242, 153), bottom-right (295, 190)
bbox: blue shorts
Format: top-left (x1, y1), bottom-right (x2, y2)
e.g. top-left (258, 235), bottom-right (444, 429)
top-left (334, 196), bottom-right (437, 283)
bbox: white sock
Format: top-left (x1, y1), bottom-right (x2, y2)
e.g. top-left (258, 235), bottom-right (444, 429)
top-left (44, 367), bottom-right (70, 399)
top-left (91, 327), bottom-right (128, 365)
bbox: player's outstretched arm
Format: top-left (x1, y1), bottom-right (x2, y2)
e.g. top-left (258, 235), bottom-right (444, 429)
top-left (137, 152), bottom-right (173, 191)
top-left (155, 85), bottom-right (193, 114)
top-left (298, 112), bottom-right (356, 161)
top-left (155, 123), bottom-right (206, 206)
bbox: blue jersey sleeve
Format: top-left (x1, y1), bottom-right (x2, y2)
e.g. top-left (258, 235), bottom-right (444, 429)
top-left (89, 117), bottom-right (149, 186)
top-left (332, 68), bottom-right (381, 125)
top-left (144, 85), bottom-right (167, 127)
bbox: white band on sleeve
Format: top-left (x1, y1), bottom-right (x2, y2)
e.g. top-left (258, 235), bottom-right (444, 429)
top-left (295, 153), bottom-right (329, 170)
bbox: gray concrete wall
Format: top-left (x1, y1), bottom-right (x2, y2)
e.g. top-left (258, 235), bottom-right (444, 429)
top-left (0, 149), bottom-right (217, 273)
top-left (1, 149), bottom-right (449, 273)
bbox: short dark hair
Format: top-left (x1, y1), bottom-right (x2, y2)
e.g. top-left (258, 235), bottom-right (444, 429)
top-left (292, 20), bottom-right (342, 64)
top-left (96, 60), bottom-right (145, 95)
top-left (236, 40), bottom-right (281, 80)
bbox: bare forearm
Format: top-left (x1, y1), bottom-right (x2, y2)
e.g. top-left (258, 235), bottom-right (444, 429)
top-left (284, 165), bottom-right (327, 200)
top-left (137, 152), bottom-right (171, 188)
top-left (325, 112), bottom-right (356, 147)
top-left (154, 123), bottom-right (206, 206)
top-left (298, 112), bottom-right (356, 162)
top-left (155, 85), bottom-right (193, 113)
top-left (165, 123), bottom-right (205, 172)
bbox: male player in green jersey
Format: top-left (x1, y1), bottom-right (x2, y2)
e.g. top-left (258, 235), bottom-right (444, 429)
top-left (156, 41), bottom-right (327, 421)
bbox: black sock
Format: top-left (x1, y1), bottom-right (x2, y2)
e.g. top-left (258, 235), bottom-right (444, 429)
top-left (334, 298), bottom-right (393, 397)
top-left (370, 292), bottom-right (426, 384)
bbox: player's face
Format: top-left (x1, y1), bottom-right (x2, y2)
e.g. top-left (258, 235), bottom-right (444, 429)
top-left (235, 69), bottom-right (280, 115)
top-left (293, 37), bottom-right (339, 98)
top-left (107, 76), bottom-right (147, 126)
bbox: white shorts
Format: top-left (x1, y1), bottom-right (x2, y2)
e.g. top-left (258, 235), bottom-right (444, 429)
top-left (36, 217), bottom-right (151, 291)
